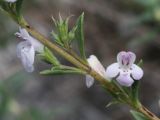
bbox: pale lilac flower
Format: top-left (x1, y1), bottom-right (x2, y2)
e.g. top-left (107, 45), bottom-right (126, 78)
top-left (106, 51), bottom-right (143, 87)
top-left (16, 28), bottom-right (44, 72)
top-left (86, 55), bottom-right (108, 88)
top-left (5, 0), bottom-right (17, 3)
top-left (16, 28), bottom-right (43, 52)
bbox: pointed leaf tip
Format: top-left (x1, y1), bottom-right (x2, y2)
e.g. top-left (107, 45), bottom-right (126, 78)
top-left (75, 12), bottom-right (86, 60)
top-left (138, 59), bottom-right (143, 67)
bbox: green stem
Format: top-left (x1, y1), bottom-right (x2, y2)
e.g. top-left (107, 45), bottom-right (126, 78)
top-left (135, 104), bottom-right (160, 120)
top-left (66, 48), bottom-right (87, 66)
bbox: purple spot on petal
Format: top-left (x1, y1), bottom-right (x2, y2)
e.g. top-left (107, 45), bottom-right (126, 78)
top-left (117, 51), bottom-right (136, 68)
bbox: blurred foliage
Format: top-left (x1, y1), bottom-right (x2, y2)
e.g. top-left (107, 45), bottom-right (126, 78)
top-left (0, 72), bottom-right (57, 120)
top-left (0, 14), bottom-right (16, 48)
top-left (127, 0), bottom-right (160, 47)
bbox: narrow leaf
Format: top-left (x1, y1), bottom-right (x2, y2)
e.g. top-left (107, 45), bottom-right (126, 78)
top-left (44, 47), bottom-right (60, 66)
top-left (75, 12), bottom-right (86, 60)
top-left (40, 65), bottom-right (85, 75)
top-left (106, 100), bottom-right (119, 108)
top-left (39, 47), bottom-right (60, 66)
top-left (40, 69), bottom-right (84, 75)
top-left (16, 0), bottom-right (24, 16)
top-left (130, 110), bottom-right (149, 120)
top-left (131, 59), bottom-right (143, 106)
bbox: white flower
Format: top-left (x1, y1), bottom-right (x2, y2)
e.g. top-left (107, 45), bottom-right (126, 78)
top-left (5, 0), bottom-right (17, 3)
top-left (86, 55), bottom-right (107, 88)
top-left (17, 41), bottom-right (35, 72)
top-left (16, 28), bottom-right (43, 52)
top-left (16, 28), bottom-right (44, 72)
top-left (106, 51), bottom-right (143, 87)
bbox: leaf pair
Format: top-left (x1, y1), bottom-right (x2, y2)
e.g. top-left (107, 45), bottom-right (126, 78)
top-left (52, 13), bottom-right (86, 60)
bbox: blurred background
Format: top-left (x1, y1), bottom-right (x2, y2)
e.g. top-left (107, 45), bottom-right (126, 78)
top-left (0, 0), bottom-right (160, 119)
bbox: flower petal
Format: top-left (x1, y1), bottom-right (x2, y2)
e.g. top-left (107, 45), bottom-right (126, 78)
top-left (105, 63), bottom-right (119, 78)
top-left (127, 51), bottom-right (136, 66)
top-left (15, 28), bottom-right (44, 52)
top-left (15, 27), bottom-right (30, 40)
top-left (17, 41), bottom-right (35, 72)
top-left (117, 51), bottom-right (126, 67)
top-left (28, 37), bottom-right (44, 52)
top-left (117, 51), bottom-right (136, 68)
top-left (87, 55), bottom-right (106, 77)
top-left (131, 64), bottom-right (143, 80)
top-left (86, 75), bottom-right (94, 88)
top-left (116, 72), bottom-right (134, 87)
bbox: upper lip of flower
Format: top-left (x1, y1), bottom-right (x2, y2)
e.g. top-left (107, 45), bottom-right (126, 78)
top-left (117, 51), bottom-right (136, 69)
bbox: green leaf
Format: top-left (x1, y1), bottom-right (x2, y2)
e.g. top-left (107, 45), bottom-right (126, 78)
top-left (68, 26), bottom-right (77, 43)
top-left (131, 80), bottom-right (140, 106)
top-left (130, 110), bottom-right (149, 120)
top-left (40, 69), bottom-right (82, 75)
top-left (137, 59), bottom-right (143, 67)
top-left (16, 0), bottom-right (24, 16)
top-left (51, 31), bottom-right (64, 46)
top-left (44, 47), bottom-right (60, 66)
top-left (40, 66), bottom-right (85, 75)
top-left (52, 15), bottom-right (71, 47)
top-left (131, 60), bottom-right (143, 106)
top-left (106, 100), bottom-right (119, 108)
top-left (39, 47), bottom-right (60, 66)
top-left (75, 12), bottom-right (86, 60)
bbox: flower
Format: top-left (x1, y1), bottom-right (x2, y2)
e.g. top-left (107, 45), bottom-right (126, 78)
top-left (16, 28), bottom-right (44, 72)
top-left (5, 0), bottom-right (17, 3)
top-left (106, 51), bottom-right (143, 87)
top-left (86, 55), bottom-right (107, 88)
